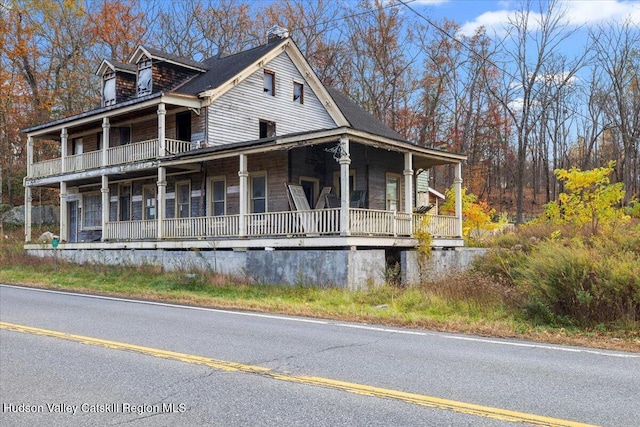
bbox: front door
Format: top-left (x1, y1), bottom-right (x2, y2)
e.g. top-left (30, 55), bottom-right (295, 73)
top-left (68, 201), bottom-right (78, 243)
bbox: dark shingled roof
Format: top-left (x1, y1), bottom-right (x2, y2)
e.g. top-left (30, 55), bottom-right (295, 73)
top-left (325, 86), bottom-right (407, 142)
top-left (143, 46), bottom-right (208, 71)
top-left (176, 38), bottom-right (285, 96)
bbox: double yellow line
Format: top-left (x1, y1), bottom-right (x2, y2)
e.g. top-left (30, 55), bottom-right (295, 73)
top-left (0, 322), bottom-right (598, 426)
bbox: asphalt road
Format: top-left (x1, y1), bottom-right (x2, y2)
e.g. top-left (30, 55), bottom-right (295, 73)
top-left (1, 284), bottom-right (638, 426)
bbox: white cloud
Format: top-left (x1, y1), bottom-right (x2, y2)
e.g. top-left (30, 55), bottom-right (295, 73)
top-left (457, 1), bottom-right (640, 38)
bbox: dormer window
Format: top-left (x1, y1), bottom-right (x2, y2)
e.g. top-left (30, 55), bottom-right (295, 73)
top-left (102, 71), bottom-right (116, 107)
top-left (137, 59), bottom-right (152, 96)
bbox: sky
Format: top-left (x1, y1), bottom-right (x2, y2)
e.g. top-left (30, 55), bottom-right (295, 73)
top-left (409, 0), bottom-right (640, 37)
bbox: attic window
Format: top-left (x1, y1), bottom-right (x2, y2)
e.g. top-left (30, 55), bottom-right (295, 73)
top-left (137, 59), bottom-right (152, 96)
top-left (102, 71), bottom-right (116, 107)
top-left (293, 82), bottom-right (304, 104)
top-left (263, 70), bottom-right (275, 96)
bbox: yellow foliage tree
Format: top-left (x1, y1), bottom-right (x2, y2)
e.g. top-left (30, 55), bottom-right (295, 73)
top-left (542, 161), bottom-right (627, 234)
top-left (442, 187), bottom-right (506, 244)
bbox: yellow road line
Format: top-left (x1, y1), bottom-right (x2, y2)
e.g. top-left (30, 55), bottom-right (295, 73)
top-left (0, 321), bottom-right (598, 427)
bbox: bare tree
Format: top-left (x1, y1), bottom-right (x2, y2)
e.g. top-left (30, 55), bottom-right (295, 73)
top-left (487, 0), bottom-right (587, 223)
top-left (590, 21), bottom-right (640, 202)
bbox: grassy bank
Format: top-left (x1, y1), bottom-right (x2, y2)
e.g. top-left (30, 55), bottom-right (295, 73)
top-left (1, 228), bottom-right (638, 352)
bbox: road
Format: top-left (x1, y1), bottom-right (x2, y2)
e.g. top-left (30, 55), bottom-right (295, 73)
top-left (1, 284), bottom-right (638, 426)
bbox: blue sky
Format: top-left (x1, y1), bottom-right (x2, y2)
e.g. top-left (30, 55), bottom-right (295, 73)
top-left (410, 0), bottom-right (640, 36)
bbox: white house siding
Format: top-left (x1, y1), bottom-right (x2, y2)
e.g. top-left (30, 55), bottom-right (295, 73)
top-left (207, 51), bottom-right (337, 145)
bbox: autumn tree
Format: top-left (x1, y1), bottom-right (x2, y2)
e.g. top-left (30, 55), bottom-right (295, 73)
top-left (86, 0), bottom-right (147, 63)
top-left (337, 0), bottom-right (417, 132)
top-left (543, 162), bottom-right (626, 235)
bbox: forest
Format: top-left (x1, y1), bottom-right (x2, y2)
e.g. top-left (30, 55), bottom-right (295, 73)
top-left (1, 0), bottom-right (639, 224)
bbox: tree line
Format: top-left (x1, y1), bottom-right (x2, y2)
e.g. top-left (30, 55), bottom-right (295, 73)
top-left (1, 0), bottom-right (639, 223)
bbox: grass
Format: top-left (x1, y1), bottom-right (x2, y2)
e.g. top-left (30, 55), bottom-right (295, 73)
top-left (1, 227), bottom-right (639, 353)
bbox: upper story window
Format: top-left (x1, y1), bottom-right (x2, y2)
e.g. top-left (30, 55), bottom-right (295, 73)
top-left (259, 120), bottom-right (276, 138)
top-left (263, 70), bottom-right (275, 96)
top-left (293, 82), bottom-right (304, 104)
top-left (102, 71), bottom-right (116, 107)
top-left (137, 59), bottom-right (152, 96)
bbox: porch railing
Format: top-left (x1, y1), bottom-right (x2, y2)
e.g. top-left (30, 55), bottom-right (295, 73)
top-left (63, 151), bottom-right (102, 172)
top-left (31, 158), bottom-right (62, 179)
top-left (245, 208), bottom-right (341, 236)
top-left (103, 210), bottom-right (460, 242)
top-left (29, 138), bottom-right (195, 179)
top-left (164, 215), bottom-right (240, 238)
top-left (350, 209), bottom-right (412, 236)
top-left (414, 214), bottom-right (459, 237)
top-left (104, 219), bottom-right (157, 241)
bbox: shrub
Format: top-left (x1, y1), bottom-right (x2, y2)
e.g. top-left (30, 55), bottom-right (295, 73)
top-left (512, 240), bottom-right (640, 327)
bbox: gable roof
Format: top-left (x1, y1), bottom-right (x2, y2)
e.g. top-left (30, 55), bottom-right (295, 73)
top-left (129, 46), bottom-right (209, 73)
top-left (95, 59), bottom-right (136, 76)
top-left (325, 86), bottom-right (407, 142)
top-left (176, 38), bottom-right (286, 96)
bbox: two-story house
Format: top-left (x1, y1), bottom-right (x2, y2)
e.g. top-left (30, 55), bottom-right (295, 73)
top-left (22, 29), bottom-right (466, 288)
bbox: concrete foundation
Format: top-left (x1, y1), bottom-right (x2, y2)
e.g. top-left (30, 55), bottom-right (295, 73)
top-left (28, 248), bottom-right (386, 290)
top-left (400, 248), bottom-right (488, 285)
top-left (27, 247), bottom-right (484, 288)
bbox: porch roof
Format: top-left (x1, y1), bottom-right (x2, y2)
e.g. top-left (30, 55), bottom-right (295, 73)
top-left (163, 127), bottom-right (466, 169)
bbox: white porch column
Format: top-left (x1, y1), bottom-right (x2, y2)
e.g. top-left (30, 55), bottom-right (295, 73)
top-left (403, 152), bottom-right (413, 213)
top-left (157, 166), bottom-right (166, 239)
top-left (59, 181), bottom-right (67, 242)
top-left (454, 162), bottom-right (463, 238)
top-left (238, 154), bottom-right (248, 237)
top-left (158, 103), bottom-right (166, 157)
top-left (26, 135), bottom-right (34, 178)
top-left (24, 186), bottom-right (32, 243)
top-left (102, 118), bottom-right (110, 166)
top-left (339, 136), bottom-right (351, 236)
top-left (101, 175), bottom-right (109, 241)
top-left (25, 136), bottom-right (33, 243)
top-left (60, 128), bottom-right (68, 173)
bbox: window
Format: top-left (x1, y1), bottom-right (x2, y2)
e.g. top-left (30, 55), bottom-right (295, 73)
top-left (83, 193), bottom-right (101, 229)
top-left (386, 173), bottom-right (401, 211)
top-left (137, 59), bottom-right (152, 96)
top-left (118, 127), bottom-right (131, 145)
top-left (103, 71), bottom-right (116, 107)
top-left (259, 120), bottom-right (276, 138)
top-left (96, 132), bottom-right (102, 150)
top-left (263, 70), bottom-right (275, 96)
top-left (293, 82), bottom-right (304, 104)
top-left (176, 111), bottom-right (191, 142)
top-left (250, 173), bottom-right (267, 213)
top-left (72, 137), bottom-right (83, 155)
top-left (143, 185), bottom-right (156, 220)
top-left (209, 176), bottom-right (226, 216)
top-left (299, 177), bottom-right (318, 209)
top-left (119, 184), bottom-right (131, 221)
top-left (176, 181), bottom-right (191, 218)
